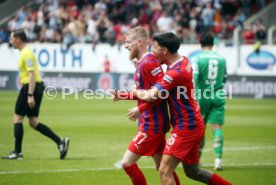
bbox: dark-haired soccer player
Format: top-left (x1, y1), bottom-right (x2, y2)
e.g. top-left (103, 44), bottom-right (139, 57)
top-left (128, 32), bottom-right (231, 185)
top-left (192, 33), bottom-right (227, 170)
top-left (2, 30), bottom-right (69, 160)
top-left (113, 26), bottom-right (180, 185)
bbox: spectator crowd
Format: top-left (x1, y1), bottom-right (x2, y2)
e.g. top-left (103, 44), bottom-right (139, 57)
top-left (0, 0), bottom-right (271, 48)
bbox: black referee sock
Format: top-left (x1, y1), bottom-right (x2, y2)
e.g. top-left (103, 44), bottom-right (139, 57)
top-left (14, 123), bottom-right (23, 153)
top-left (35, 123), bottom-right (61, 146)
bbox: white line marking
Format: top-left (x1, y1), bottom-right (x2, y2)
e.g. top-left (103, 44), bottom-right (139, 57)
top-left (114, 160), bottom-right (122, 169)
top-left (202, 162), bottom-right (276, 167)
top-left (141, 162), bottom-right (276, 169)
top-left (203, 146), bottom-right (276, 152)
top-left (1, 146), bottom-right (276, 175)
top-left (111, 146), bottom-right (276, 169)
top-left (1, 162), bottom-right (276, 175)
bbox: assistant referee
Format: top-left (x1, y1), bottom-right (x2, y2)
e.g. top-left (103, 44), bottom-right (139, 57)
top-left (2, 30), bottom-right (69, 160)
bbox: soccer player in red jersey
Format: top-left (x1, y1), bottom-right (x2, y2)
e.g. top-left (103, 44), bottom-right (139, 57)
top-left (114, 27), bottom-right (180, 185)
top-left (128, 32), bottom-right (232, 185)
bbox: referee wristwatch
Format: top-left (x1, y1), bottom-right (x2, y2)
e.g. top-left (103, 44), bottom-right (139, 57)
top-left (28, 93), bottom-right (33, 97)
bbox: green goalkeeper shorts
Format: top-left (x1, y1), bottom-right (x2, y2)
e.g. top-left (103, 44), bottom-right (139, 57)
top-left (197, 90), bottom-right (226, 125)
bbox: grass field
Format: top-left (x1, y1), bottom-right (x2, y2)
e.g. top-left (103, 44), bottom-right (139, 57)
top-left (0, 91), bottom-right (276, 185)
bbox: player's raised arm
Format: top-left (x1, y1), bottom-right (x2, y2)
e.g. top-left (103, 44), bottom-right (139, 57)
top-left (132, 87), bottom-right (159, 102)
top-left (112, 90), bottom-right (138, 102)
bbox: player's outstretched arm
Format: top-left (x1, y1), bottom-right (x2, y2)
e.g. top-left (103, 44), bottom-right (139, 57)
top-left (112, 90), bottom-right (138, 102)
top-left (133, 87), bottom-right (159, 102)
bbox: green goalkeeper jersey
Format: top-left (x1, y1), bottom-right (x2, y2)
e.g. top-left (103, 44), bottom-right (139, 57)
top-left (192, 50), bottom-right (227, 94)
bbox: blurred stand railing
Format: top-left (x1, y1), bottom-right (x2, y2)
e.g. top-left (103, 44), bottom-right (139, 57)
top-left (268, 25), bottom-right (276, 45)
top-left (0, 0), bottom-right (35, 26)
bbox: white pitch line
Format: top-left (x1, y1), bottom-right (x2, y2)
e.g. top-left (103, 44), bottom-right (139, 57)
top-left (203, 146), bottom-right (276, 152)
top-left (113, 146), bottom-right (276, 168)
top-left (202, 162), bottom-right (276, 167)
top-left (1, 162), bottom-right (276, 175)
top-left (114, 160), bottom-right (122, 169)
top-left (140, 162), bottom-right (276, 169)
top-left (1, 146), bottom-right (276, 175)
top-left (0, 167), bottom-right (117, 175)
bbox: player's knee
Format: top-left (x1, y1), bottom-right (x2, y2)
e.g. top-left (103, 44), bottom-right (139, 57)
top-left (158, 168), bottom-right (165, 179)
top-left (158, 165), bottom-right (169, 179)
top-left (212, 124), bottom-right (222, 130)
top-left (29, 122), bottom-right (36, 128)
top-left (28, 119), bottom-right (38, 128)
top-left (13, 115), bottom-right (23, 123)
top-left (214, 139), bottom-right (222, 146)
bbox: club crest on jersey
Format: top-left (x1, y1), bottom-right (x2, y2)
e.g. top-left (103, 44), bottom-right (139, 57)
top-left (27, 59), bottom-right (34, 67)
top-left (151, 67), bottom-right (161, 76)
top-left (185, 64), bottom-right (191, 73)
top-left (163, 75), bottom-right (173, 83)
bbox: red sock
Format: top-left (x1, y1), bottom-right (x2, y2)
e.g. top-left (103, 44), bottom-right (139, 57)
top-left (123, 164), bottom-right (147, 185)
top-left (173, 171), bottom-right (180, 185)
top-left (209, 173), bottom-right (232, 185)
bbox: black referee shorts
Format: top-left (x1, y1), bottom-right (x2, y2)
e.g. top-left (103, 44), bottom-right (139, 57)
top-left (15, 82), bottom-right (45, 117)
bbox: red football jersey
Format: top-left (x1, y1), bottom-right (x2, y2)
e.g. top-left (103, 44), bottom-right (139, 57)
top-left (134, 53), bottom-right (170, 134)
top-left (154, 56), bottom-right (204, 131)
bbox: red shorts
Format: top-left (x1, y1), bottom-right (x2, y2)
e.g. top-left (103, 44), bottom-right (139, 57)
top-left (128, 131), bottom-right (166, 156)
top-left (163, 128), bottom-right (204, 164)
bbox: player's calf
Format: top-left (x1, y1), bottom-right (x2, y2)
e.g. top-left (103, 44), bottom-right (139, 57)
top-left (123, 164), bottom-right (147, 185)
top-left (213, 128), bottom-right (224, 170)
top-left (183, 164), bottom-right (211, 183)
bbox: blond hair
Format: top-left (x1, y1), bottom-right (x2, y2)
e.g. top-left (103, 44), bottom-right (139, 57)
top-left (125, 26), bottom-right (148, 42)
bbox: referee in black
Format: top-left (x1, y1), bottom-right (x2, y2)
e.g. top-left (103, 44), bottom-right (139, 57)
top-left (2, 30), bottom-right (69, 160)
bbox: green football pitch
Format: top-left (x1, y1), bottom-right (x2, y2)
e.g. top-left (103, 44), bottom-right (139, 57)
top-left (0, 91), bottom-right (276, 185)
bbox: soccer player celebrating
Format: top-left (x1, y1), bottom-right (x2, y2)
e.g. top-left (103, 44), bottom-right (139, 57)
top-left (2, 30), bottom-right (69, 160)
top-left (114, 26), bottom-right (180, 185)
top-left (128, 32), bottom-right (231, 185)
top-left (192, 33), bottom-right (227, 170)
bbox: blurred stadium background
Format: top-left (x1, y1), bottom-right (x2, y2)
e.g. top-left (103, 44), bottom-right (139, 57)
top-left (0, 0), bottom-right (276, 185)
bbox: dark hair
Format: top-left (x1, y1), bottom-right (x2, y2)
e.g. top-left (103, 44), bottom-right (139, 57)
top-left (200, 33), bottom-right (214, 47)
top-left (153, 32), bottom-right (180, 54)
top-left (13, 30), bottom-right (27, 42)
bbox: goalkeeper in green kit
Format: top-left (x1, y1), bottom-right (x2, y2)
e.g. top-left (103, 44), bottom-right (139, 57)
top-left (192, 33), bottom-right (227, 171)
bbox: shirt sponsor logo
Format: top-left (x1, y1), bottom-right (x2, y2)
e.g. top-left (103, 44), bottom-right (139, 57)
top-left (27, 59), bottom-right (34, 67)
top-left (163, 75), bottom-right (173, 83)
top-left (151, 67), bottom-right (161, 76)
top-left (185, 64), bottom-right (191, 73)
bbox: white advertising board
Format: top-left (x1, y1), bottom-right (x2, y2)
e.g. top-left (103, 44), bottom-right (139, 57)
top-left (0, 43), bottom-right (135, 73)
top-left (0, 43), bottom-right (240, 75)
top-left (238, 45), bottom-right (276, 76)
